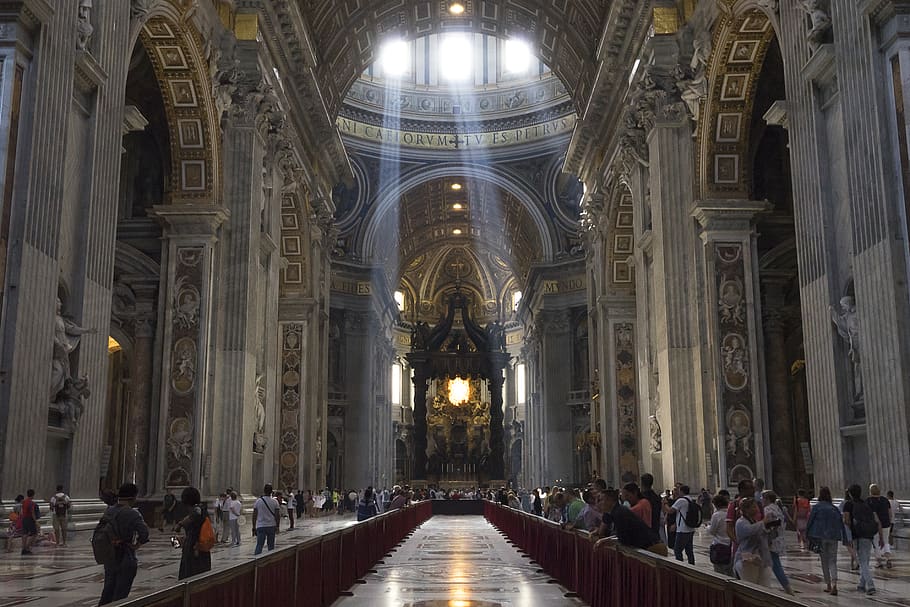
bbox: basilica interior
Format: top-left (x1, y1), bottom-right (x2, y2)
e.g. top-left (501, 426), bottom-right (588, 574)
top-left (1, 0), bottom-right (909, 520)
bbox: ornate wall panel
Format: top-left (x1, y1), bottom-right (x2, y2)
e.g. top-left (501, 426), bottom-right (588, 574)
top-left (614, 322), bottom-right (639, 484)
top-left (279, 323), bottom-right (305, 490)
top-left (164, 246), bottom-right (205, 487)
top-left (714, 243), bottom-right (757, 483)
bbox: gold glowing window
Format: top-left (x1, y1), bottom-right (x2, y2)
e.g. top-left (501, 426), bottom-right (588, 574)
top-left (448, 377), bottom-right (471, 405)
top-left (108, 336), bottom-right (122, 354)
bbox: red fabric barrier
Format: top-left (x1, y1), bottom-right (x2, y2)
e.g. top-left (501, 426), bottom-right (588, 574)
top-left (659, 566), bottom-right (726, 607)
top-left (255, 551), bottom-right (297, 606)
top-left (320, 532), bottom-right (341, 606)
top-left (353, 524), bottom-right (370, 580)
top-left (188, 569), bottom-right (255, 607)
top-left (338, 527), bottom-right (357, 591)
top-left (296, 540), bottom-right (322, 607)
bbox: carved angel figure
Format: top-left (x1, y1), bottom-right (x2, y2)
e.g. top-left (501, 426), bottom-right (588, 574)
top-left (60, 376), bottom-right (90, 426)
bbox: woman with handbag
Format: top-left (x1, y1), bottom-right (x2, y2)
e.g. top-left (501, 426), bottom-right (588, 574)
top-left (806, 486), bottom-right (844, 596)
top-left (733, 498), bottom-right (774, 586)
top-left (708, 494), bottom-right (734, 576)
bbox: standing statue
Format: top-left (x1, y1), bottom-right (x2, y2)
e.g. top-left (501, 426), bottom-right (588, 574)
top-left (676, 27), bottom-right (711, 129)
top-left (830, 295), bottom-right (863, 401)
top-left (51, 298), bottom-right (96, 402)
top-left (76, 0), bottom-right (94, 51)
top-left (253, 374), bottom-right (267, 453)
top-left (799, 0), bottom-right (832, 51)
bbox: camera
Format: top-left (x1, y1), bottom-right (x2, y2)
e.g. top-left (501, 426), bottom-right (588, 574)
top-left (170, 536), bottom-right (181, 549)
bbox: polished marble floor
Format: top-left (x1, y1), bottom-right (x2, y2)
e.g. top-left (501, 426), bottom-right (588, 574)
top-left (331, 516), bottom-right (584, 607)
top-left (0, 514), bottom-right (359, 606)
top-left (2, 511), bottom-right (909, 606)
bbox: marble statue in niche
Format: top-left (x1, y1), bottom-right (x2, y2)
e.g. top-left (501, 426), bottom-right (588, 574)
top-left (253, 374), bottom-right (267, 453)
top-left (51, 297), bottom-right (96, 403)
top-left (799, 0), bottom-right (832, 51)
top-left (830, 295), bottom-right (863, 404)
top-left (76, 0), bottom-right (94, 51)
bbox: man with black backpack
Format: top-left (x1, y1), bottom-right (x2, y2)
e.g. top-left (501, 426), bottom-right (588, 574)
top-left (843, 483), bottom-right (883, 596)
top-left (663, 484), bottom-right (701, 565)
top-left (50, 485), bottom-right (71, 546)
top-left (95, 483), bottom-right (150, 605)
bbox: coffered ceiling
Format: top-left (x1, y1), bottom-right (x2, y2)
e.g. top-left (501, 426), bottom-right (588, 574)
top-left (296, 0), bottom-right (610, 116)
top-left (372, 177), bottom-right (543, 283)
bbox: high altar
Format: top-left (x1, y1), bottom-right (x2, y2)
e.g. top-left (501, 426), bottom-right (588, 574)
top-left (406, 291), bottom-right (510, 486)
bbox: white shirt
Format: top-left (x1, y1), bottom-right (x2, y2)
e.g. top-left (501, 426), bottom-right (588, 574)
top-left (673, 497), bottom-right (694, 533)
top-left (708, 510), bottom-right (731, 545)
top-left (228, 498), bottom-right (242, 521)
top-left (254, 495), bottom-right (280, 528)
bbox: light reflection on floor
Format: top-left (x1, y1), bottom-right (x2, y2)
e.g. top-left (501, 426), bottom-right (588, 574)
top-left (331, 516), bottom-right (582, 607)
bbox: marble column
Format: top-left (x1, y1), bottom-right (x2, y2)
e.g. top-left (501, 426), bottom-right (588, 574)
top-left (646, 110), bottom-right (708, 487)
top-left (151, 206), bottom-right (227, 491)
top-left (123, 283), bottom-right (157, 495)
top-left (829, 1), bottom-right (910, 494)
top-left (538, 310), bottom-right (572, 483)
top-left (488, 368), bottom-right (505, 480)
top-left (411, 366), bottom-right (430, 481)
top-left (209, 97), bottom-right (267, 497)
top-left (761, 277), bottom-right (797, 496)
top-left (693, 200), bottom-right (771, 488)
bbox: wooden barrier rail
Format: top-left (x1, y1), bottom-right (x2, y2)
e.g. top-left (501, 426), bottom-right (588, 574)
top-left (117, 501), bottom-right (432, 607)
top-left (484, 501), bottom-right (806, 607)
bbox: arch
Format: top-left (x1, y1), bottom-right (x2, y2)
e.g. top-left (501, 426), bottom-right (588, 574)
top-left (696, 5), bottom-right (777, 199)
top-left (302, 1), bottom-right (608, 115)
top-left (131, 3), bottom-right (221, 204)
top-left (361, 163), bottom-right (557, 264)
top-left (115, 242), bottom-right (161, 277)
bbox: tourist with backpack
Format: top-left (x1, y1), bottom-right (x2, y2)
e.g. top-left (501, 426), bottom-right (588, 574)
top-left (95, 482), bottom-right (149, 605)
top-left (49, 485), bottom-right (71, 547)
top-left (843, 483), bottom-right (883, 596)
top-left (173, 487), bottom-right (213, 580)
top-left (663, 484), bottom-right (700, 565)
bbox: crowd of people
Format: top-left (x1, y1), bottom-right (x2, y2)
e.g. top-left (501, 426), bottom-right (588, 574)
top-left (499, 475), bottom-right (905, 599)
top-left (5, 475), bottom-right (905, 603)
top-left (3, 481), bottom-right (425, 605)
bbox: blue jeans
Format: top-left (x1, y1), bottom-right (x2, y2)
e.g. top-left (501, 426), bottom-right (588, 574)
top-left (770, 551), bottom-right (790, 590)
top-left (99, 556), bottom-right (138, 605)
top-left (254, 526), bottom-right (276, 555)
top-left (856, 537), bottom-right (875, 590)
top-left (674, 531), bottom-right (695, 564)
